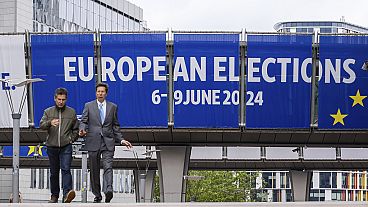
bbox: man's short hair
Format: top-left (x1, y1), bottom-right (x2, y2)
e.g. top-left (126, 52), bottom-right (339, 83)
top-left (96, 82), bottom-right (109, 93)
top-left (54, 87), bottom-right (68, 98)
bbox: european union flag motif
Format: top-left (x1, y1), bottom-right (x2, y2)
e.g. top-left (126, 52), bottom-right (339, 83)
top-left (319, 35), bottom-right (368, 129)
top-left (2, 146), bottom-right (48, 157)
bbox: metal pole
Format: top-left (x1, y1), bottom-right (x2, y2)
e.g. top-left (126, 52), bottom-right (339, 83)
top-left (12, 113), bottom-right (21, 203)
top-left (81, 152), bottom-right (88, 203)
top-left (167, 35), bottom-right (174, 126)
top-left (310, 31), bottom-right (318, 128)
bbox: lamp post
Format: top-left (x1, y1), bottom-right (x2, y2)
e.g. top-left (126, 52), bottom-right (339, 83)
top-left (0, 78), bottom-right (44, 203)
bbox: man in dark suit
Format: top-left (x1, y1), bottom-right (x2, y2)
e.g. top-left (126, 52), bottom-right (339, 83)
top-left (79, 82), bottom-right (132, 203)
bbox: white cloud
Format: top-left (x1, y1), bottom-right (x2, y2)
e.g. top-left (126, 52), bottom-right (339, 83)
top-left (129, 0), bottom-right (368, 31)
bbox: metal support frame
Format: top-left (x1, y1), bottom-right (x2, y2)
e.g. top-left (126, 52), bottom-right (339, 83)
top-left (167, 28), bottom-right (174, 126)
top-left (310, 31), bottom-right (319, 128)
top-left (239, 29), bottom-right (246, 128)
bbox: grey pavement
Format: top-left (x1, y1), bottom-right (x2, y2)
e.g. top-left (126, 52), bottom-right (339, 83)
top-left (0, 202), bottom-right (368, 207)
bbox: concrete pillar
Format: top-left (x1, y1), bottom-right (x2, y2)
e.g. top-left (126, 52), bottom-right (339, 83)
top-left (134, 170), bottom-right (156, 202)
top-left (290, 170), bottom-right (312, 201)
top-left (156, 146), bottom-right (191, 202)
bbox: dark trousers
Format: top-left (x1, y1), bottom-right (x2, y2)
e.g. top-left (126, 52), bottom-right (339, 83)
top-left (47, 144), bottom-right (73, 198)
top-left (88, 150), bottom-right (114, 198)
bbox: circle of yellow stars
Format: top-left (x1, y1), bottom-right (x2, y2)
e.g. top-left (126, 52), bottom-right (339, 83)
top-left (330, 89), bottom-right (367, 126)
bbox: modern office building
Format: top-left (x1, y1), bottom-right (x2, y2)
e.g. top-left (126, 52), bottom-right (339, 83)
top-left (0, 0), bottom-right (147, 202)
top-left (0, 0), bottom-right (147, 33)
top-left (274, 21), bottom-right (368, 33)
top-left (253, 170), bottom-right (368, 202)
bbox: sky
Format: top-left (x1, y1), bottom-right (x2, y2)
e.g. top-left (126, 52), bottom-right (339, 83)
top-left (128, 0), bottom-right (368, 32)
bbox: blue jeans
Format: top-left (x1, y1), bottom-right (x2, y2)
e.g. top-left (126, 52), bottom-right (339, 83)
top-left (47, 144), bottom-right (73, 198)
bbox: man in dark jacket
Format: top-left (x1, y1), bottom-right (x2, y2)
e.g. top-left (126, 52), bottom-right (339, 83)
top-left (40, 88), bottom-right (79, 203)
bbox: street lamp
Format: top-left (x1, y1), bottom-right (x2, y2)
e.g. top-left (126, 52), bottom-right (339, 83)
top-left (0, 78), bottom-right (44, 203)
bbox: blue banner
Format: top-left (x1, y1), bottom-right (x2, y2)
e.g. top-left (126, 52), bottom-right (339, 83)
top-left (31, 34), bottom-right (96, 127)
top-left (101, 34), bottom-right (167, 127)
top-left (246, 35), bottom-right (313, 128)
top-left (2, 146), bottom-right (48, 157)
top-left (173, 34), bottom-right (239, 128)
top-left (319, 36), bottom-right (368, 129)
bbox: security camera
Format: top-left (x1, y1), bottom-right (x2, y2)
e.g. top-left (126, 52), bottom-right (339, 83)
top-left (292, 148), bottom-right (300, 153)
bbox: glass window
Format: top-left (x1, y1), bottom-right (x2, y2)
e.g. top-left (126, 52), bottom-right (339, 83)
top-left (342, 173), bottom-right (348, 188)
top-left (118, 15), bottom-right (124, 28)
top-left (99, 4), bottom-right (105, 17)
top-left (262, 172), bottom-right (276, 188)
top-left (66, 0), bottom-right (73, 21)
top-left (80, 7), bottom-right (87, 28)
top-left (106, 8), bottom-right (111, 20)
top-left (124, 17), bottom-right (128, 30)
top-left (320, 28), bottom-right (332, 33)
top-left (38, 169), bottom-right (44, 189)
top-left (80, 0), bottom-right (87, 10)
top-left (99, 16), bottom-right (105, 30)
top-left (296, 28), bottom-right (307, 33)
top-left (30, 168), bottom-right (37, 188)
top-left (280, 172), bottom-right (290, 188)
top-left (106, 18), bottom-right (111, 31)
top-left (74, 4), bottom-right (81, 25)
top-left (352, 173), bottom-right (357, 189)
top-left (286, 189), bottom-right (293, 202)
top-left (359, 173), bottom-right (363, 189)
top-left (112, 11), bottom-right (118, 23)
top-left (87, 9), bottom-right (93, 30)
top-left (332, 172), bottom-right (337, 188)
top-left (319, 172), bottom-right (331, 188)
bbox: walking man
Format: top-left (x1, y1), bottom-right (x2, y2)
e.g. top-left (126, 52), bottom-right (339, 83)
top-left (79, 82), bottom-right (132, 203)
top-left (40, 88), bottom-right (78, 203)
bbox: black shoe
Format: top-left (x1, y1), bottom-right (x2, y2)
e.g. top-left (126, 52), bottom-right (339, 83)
top-left (48, 195), bottom-right (59, 203)
top-left (105, 191), bottom-right (113, 203)
top-left (93, 197), bottom-right (102, 203)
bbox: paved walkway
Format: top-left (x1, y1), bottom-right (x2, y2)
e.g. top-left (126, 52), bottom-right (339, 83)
top-left (0, 202), bottom-right (368, 206)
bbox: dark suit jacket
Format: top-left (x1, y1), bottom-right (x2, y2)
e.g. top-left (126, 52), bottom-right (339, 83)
top-left (79, 100), bottom-right (123, 151)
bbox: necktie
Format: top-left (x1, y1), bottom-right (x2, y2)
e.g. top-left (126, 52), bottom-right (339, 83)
top-left (99, 103), bottom-right (105, 123)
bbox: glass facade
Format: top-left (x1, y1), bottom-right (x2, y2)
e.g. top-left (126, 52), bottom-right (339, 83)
top-left (274, 21), bottom-right (368, 34)
top-left (254, 170), bottom-right (368, 202)
top-left (252, 171), bottom-right (293, 202)
top-left (32, 0), bottom-right (147, 32)
top-left (310, 171), bottom-right (368, 201)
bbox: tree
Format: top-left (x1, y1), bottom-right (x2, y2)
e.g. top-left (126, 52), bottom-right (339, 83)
top-left (185, 170), bottom-right (261, 202)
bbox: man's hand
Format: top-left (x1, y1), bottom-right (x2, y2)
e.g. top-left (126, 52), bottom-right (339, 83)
top-left (51, 119), bottom-right (59, 127)
top-left (121, 140), bottom-right (132, 149)
top-left (79, 129), bottom-right (87, 137)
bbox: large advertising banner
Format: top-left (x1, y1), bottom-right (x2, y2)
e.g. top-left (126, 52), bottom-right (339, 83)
top-left (173, 34), bottom-right (240, 128)
top-left (31, 34), bottom-right (96, 127)
top-left (0, 35), bottom-right (29, 128)
top-left (319, 36), bottom-right (368, 129)
top-left (2, 146), bottom-right (47, 157)
top-left (101, 34), bottom-right (167, 127)
top-left (246, 35), bottom-right (313, 128)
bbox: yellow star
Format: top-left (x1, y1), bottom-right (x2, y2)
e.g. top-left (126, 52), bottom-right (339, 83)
top-left (349, 90), bottom-right (367, 107)
top-left (27, 146), bottom-right (35, 156)
top-left (330, 108), bottom-right (348, 126)
top-left (27, 146), bottom-right (44, 156)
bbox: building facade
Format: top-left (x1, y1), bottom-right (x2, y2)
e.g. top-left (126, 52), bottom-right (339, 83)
top-left (274, 21), bottom-right (368, 34)
top-left (253, 170), bottom-right (368, 202)
top-left (0, 0), bottom-right (146, 202)
top-left (0, 0), bottom-right (147, 33)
